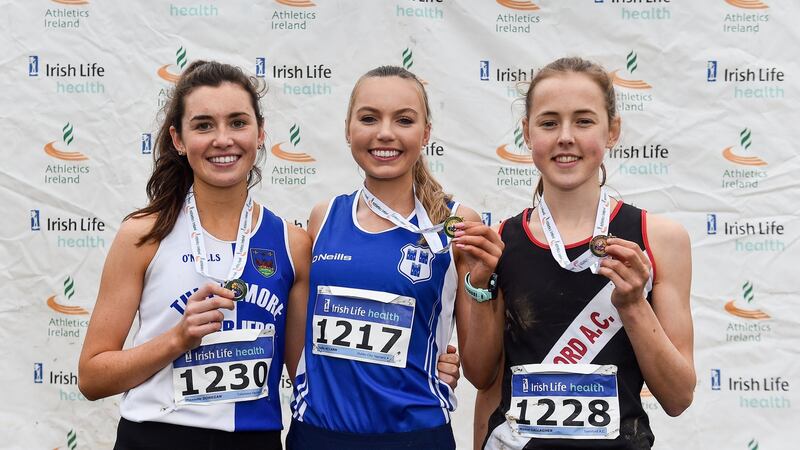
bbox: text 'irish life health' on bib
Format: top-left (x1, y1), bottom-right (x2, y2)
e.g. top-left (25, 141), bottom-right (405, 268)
top-left (312, 285), bottom-right (415, 368)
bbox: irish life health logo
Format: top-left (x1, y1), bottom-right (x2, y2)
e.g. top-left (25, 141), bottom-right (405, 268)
top-left (270, 123), bottom-right (317, 185)
top-left (706, 59), bottom-right (786, 100)
top-left (706, 213), bottom-right (786, 253)
top-left (269, 57), bottom-right (332, 96)
top-left (610, 51), bottom-right (653, 112)
top-left (594, 0), bottom-right (671, 21)
top-left (723, 0), bottom-right (769, 34)
top-left (709, 368), bottom-right (791, 410)
top-left (495, 122), bottom-right (539, 188)
top-left (495, 0), bottom-right (542, 34)
top-left (396, 0), bottom-right (445, 21)
top-left (43, 123), bottom-right (90, 184)
top-left (27, 55), bottom-right (106, 94)
top-left (721, 128), bottom-right (768, 190)
top-left (44, 0), bottom-right (90, 29)
top-left (30, 208), bottom-right (107, 249)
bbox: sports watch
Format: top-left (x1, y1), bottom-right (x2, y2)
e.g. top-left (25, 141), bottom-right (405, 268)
top-left (464, 272), bottom-right (498, 303)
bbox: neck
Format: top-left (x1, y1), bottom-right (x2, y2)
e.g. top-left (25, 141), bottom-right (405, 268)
top-left (540, 181), bottom-right (603, 231)
top-left (363, 174), bottom-right (415, 216)
top-left (192, 180), bottom-right (249, 233)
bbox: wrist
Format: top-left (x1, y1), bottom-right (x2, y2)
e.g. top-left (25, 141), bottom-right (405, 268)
top-left (465, 272), bottom-right (498, 303)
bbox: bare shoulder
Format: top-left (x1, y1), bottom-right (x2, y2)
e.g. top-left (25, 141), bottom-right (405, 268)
top-left (111, 214), bottom-right (160, 264)
top-left (646, 212), bottom-right (690, 251)
top-left (286, 221), bottom-right (312, 255)
top-left (308, 198), bottom-right (333, 240)
top-left (455, 204), bottom-right (481, 222)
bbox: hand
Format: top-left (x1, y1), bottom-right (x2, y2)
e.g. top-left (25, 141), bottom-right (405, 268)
top-left (174, 283), bottom-right (236, 351)
top-left (437, 345), bottom-right (461, 390)
top-left (598, 238), bottom-right (651, 310)
top-left (452, 222), bottom-right (504, 287)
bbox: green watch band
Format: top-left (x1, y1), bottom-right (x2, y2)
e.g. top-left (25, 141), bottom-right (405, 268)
top-left (464, 272), bottom-right (498, 303)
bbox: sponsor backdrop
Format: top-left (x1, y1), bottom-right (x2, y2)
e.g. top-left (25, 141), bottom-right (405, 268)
top-left (1, 0), bottom-right (797, 448)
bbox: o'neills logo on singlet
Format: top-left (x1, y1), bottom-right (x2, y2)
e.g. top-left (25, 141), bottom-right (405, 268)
top-left (312, 252), bottom-right (352, 263)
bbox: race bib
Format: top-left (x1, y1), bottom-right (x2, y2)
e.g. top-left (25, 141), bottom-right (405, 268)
top-left (172, 327), bottom-right (275, 406)
top-left (507, 364), bottom-right (620, 440)
top-left (312, 285), bottom-right (415, 368)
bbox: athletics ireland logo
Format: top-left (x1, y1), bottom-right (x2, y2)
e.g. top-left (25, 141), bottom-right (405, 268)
top-left (157, 46), bottom-right (188, 83)
top-left (270, 123), bottom-right (315, 162)
top-left (44, 123), bottom-right (88, 161)
top-left (47, 276), bottom-right (90, 315)
top-left (251, 249), bottom-right (277, 278)
top-left (610, 51), bottom-right (652, 89)
top-left (724, 280), bottom-right (769, 320)
top-left (496, 123), bottom-right (533, 163)
top-left (722, 128), bottom-right (767, 166)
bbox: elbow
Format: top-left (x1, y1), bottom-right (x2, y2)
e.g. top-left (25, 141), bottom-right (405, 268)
top-left (78, 378), bottom-right (102, 402)
top-left (462, 362), bottom-right (497, 391)
top-left (661, 389), bottom-right (694, 417)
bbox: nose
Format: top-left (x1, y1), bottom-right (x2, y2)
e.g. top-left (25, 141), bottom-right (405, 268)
top-left (557, 126), bottom-right (575, 146)
top-left (376, 120), bottom-right (395, 142)
top-left (212, 125), bottom-right (234, 148)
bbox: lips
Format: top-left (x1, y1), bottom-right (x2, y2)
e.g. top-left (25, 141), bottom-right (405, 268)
top-left (553, 154), bottom-right (580, 163)
top-left (369, 148), bottom-right (401, 159)
top-left (208, 154), bottom-right (240, 164)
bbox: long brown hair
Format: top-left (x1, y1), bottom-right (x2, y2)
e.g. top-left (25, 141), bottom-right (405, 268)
top-left (525, 57), bottom-right (616, 197)
top-left (127, 60), bottom-right (266, 246)
top-left (346, 65), bottom-right (453, 225)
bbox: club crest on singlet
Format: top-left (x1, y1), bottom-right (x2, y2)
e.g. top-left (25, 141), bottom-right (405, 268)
top-left (397, 243), bottom-right (435, 284)
top-left (250, 248), bottom-right (276, 278)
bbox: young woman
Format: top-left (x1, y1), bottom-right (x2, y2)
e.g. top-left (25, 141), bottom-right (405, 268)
top-left (286, 66), bottom-right (498, 450)
top-left (78, 61), bottom-right (310, 449)
top-left (461, 57), bottom-right (695, 449)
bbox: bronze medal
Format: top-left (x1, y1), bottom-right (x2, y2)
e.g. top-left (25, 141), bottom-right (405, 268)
top-left (590, 234), bottom-right (610, 257)
top-left (224, 278), bottom-right (248, 301)
top-left (443, 216), bottom-right (463, 239)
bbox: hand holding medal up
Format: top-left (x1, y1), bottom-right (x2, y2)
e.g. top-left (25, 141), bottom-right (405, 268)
top-left (175, 282), bottom-right (237, 350)
top-left (596, 236), bottom-right (653, 310)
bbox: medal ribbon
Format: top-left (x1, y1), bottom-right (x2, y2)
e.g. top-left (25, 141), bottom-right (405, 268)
top-left (360, 186), bottom-right (450, 254)
top-left (536, 186), bottom-right (610, 274)
top-left (185, 186), bottom-right (254, 283)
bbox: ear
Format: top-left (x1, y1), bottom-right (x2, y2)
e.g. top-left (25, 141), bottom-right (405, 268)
top-left (169, 125), bottom-right (183, 153)
top-left (258, 127), bottom-right (266, 149)
top-left (422, 122), bottom-right (431, 147)
top-left (521, 116), bottom-right (531, 150)
top-left (607, 116), bottom-right (621, 148)
top-left (344, 119), bottom-right (351, 146)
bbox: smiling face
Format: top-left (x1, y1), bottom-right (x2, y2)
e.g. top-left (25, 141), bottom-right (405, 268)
top-left (170, 82), bottom-right (265, 191)
top-left (523, 71), bottom-right (620, 194)
top-left (346, 76), bottom-right (431, 185)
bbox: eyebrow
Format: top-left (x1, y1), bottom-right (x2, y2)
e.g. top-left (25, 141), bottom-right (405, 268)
top-left (189, 112), bottom-right (251, 122)
top-left (536, 109), bottom-right (599, 117)
top-left (355, 106), bottom-right (419, 116)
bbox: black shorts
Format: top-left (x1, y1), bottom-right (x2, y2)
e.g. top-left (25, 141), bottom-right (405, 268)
top-left (286, 418), bottom-right (456, 450)
top-left (114, 417), bottom-right (282, 450)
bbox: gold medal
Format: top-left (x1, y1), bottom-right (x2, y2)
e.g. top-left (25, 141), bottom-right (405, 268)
top-left (224, 278), bottom-right (248, 301)
top-left (589, 234), bottom-right (612, 257)
top-left (443, 216), bottom-right (463, 239)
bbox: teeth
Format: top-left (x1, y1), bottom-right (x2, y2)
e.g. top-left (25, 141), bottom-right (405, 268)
top-left (555, 155), bottom-right (579, 163)
top-left (372, 149), bottom-right (400, 158)
top-left (209, 155), bottom-right (238, 164)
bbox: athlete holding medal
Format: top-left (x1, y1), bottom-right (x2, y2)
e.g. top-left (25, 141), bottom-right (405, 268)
top-left (460, 57), bottom-right (695, 449)
top-left (287, 66), bottom-right (499, 449)
top-left (78, 61), bottom-right (310, 449)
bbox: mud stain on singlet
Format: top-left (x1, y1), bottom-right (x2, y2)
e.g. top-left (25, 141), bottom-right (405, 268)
top-left (505, 292), bottom-right (539, 345)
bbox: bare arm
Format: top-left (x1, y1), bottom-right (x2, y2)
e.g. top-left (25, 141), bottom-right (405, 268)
top-left (78, 216), bottom-right (235, 400)
top-left (474, 353), bottom-right (503, 450)
top-left (452, 206), bottom-right (506, 390)
top-left (283, 223), bottom-right (311, 381)
top-left (599, 213), bottom-right (695, 416)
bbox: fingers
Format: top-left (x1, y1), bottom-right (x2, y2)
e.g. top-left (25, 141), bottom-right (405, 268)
top-left (446, 344), bottom-right (457, 354)
top-left (437, 348), bottom-right (461, 391)
top-left (452, 222), bottom-right (504, 265)
top-left (186, 283), bottom-right (236, 313)
top-left (605, 238), bottom-right (650, 270)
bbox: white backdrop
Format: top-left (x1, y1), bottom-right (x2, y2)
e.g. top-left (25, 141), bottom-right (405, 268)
top-left (2, 0), bottom-right (798, 448)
